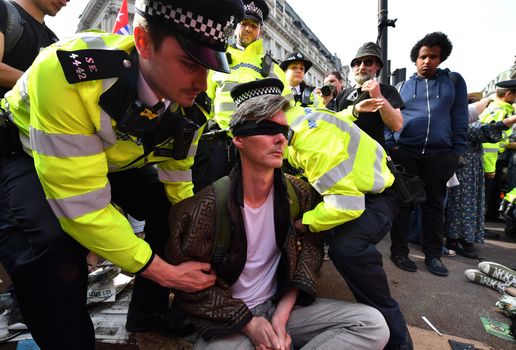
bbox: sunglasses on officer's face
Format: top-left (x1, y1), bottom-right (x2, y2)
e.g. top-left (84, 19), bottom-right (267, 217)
top-left (352, 58), bottom-right (375, 67)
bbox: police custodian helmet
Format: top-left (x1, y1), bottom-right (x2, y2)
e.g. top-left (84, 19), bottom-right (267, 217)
top-left (135, 0), bottom-right (245, 73)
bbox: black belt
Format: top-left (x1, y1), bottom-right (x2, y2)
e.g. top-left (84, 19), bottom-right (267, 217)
top-left (0, 115), bottom-right (23, 158)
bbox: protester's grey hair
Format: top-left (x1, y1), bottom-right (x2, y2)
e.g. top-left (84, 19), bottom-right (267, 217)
top-left (230, 94), bottom-right (290, 129)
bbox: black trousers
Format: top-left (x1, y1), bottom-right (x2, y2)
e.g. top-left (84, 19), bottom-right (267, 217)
top-left (485, 156), bottom-right (508, 221)
top-left (0, 153), bottom-right (171, 350)
top-left (390, 149), bottom-right (458, 258)
top-left (327, 188), bottom-right (408, 347)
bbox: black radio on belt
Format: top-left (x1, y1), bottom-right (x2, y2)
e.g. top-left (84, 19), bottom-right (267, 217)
top-left (170, 115), bottom-right (196, 160)
top-left (0, 108), bottom-right (23, 157)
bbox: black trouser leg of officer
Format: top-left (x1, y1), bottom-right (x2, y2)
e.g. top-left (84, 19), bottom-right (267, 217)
top-left (108, 167), bottom-right (170, 313)
top-left (109, 166), bottom-right (193, 336)
top-left (1, 153), bottom-right (94, 350)
top-left (327, 188), bottom-right (410, 349)
top-left (0, 185), bottom-right (29, 276)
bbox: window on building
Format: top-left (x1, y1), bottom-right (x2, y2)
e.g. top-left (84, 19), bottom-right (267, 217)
top-left (276, 0), bottom-right (284, 13)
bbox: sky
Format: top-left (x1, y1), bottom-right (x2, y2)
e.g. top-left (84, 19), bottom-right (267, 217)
top-left (46, 0), bottom-right (515, 93)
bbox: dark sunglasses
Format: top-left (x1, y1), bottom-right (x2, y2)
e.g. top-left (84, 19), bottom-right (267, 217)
top-left (352, 58), bottom-right (375, 67)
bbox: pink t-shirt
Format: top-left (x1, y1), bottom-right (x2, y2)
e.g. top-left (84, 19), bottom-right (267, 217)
top-left (231, 189), bottom-right (281, 309)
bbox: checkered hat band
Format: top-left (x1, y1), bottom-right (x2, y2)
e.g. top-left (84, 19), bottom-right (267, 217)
top-left (139, 0), bottom-right (229, 43)
top-left (234, 86), bottom-right (282, 107)
top-left (245, 2), bottom-right (263, 21)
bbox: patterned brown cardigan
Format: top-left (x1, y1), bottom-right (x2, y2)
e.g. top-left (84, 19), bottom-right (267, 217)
top-left (164, 166), bottom-right (323, 340)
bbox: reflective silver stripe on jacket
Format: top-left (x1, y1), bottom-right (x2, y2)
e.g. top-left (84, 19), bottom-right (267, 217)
top-left (218, 81), bottom-right (239, 93)
top-left (30, 127), bottom-right (103, 157)
top-left (371, 145), bottom-right (387, 193)
top-left (292, 112), bottom-right (361, 193)
top-left (97, 78), bottom-right (119, 148)
top-left (98, 108), bottom-right (117, 148)
top-left (186, 128), bottom-right (202, 157)
top-left (292, 111), bottom-right (386, 194)
top-left (158, 168), bottom-right (192, 183)
top-left (216, 102), bottom-right (235, 113)
top-left (324, 194), bottom-right (365, 211)
top-left (82, 35), bottom-right (110, 49)
top-left (483, 147), bottom-right (499, 153)
top-left (18, 71), bottom-right (30, 103)
top-left (47, 183), bottom-right (111, 219)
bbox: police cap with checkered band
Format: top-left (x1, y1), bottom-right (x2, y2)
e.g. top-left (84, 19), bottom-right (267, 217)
top-left (230, 78), bottom-right (284, 107)
top-left (242, 0), bottom-right (269, 23)
top-left (135, 0), bottom-right (244, 73)
top-left (496, 79), bottom-right (516, 92)
top-left (279, 51), bottom-right (313, 72)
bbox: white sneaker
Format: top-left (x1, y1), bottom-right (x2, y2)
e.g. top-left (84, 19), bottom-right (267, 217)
top-left (464, 269), bottom-right (506, 292)
top-left (477, 261), bottom-right (516, 284)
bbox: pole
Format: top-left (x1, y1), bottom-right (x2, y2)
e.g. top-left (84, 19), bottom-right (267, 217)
top-left (377, 0), bottom-right (396, 84)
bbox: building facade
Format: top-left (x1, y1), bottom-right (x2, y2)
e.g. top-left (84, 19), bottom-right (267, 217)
top-left (77, 0), bottom-right (348, 88)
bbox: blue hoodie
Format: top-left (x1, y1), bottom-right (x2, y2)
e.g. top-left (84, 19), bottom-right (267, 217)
top-left (385, 68), bottom-right (468, 155)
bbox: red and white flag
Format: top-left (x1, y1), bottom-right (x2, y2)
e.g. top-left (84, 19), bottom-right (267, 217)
top-left (112, 0), bottom-right (130, 35)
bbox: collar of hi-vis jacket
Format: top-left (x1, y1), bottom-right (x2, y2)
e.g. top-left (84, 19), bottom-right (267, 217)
top-left (228, 38), bottom-right (264, 64)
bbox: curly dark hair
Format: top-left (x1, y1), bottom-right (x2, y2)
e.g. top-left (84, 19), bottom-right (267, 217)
top-left (410, 32), bottom-right (453, 63)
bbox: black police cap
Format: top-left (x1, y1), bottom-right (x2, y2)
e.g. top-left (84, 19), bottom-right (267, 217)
top-left (230, 78), bottom-right (284, 107)
top-left (279, 51), bottom-right (313, 72)
top-left (496, 79), bottom-right (516, 91)
top-left (135, 0), bottom-right (244, 73)
top-left (242, 0), bottom-right (269, 23)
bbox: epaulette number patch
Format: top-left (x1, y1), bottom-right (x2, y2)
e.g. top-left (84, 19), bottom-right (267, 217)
top-left (56, 49), bottom-right (131, 84)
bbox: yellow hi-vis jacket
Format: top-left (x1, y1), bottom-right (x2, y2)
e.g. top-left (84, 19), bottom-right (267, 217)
top-left (206, 39), bottom-right (292, 130)
top-left (504, 187), bottom-right (516, 204)
top-left (480, 99), bottom-right (514, 173)
top-left (4, 32), bottom-right (203, 273)
top-left (287, 109), bottom-right (395, 233)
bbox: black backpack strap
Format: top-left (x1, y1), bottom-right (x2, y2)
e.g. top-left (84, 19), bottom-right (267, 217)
top-left (3, 0), bottom-right (24, 55)
top-left (212, 176), bottom-right (231, 266)
top-left (286, 178), bottom-right (300, 220)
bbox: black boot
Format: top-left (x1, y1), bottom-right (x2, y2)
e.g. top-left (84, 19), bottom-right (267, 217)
top-left (446, 239), bottom-right (477, 259)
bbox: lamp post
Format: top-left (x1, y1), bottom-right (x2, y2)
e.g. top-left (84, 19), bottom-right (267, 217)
top-left (377, 0), bottom-right (397, 84)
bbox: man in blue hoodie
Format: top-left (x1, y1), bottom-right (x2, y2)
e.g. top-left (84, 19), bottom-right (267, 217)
top-left (385, 32), bottom-right (468, 277)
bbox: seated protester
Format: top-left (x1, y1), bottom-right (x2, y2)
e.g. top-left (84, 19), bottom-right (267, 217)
top-left (280, 51), bottom-right (316, 108)
top-left (164, 79), bottom-right (390, 350)
top-left (262, 78), bottom-right (412, 349)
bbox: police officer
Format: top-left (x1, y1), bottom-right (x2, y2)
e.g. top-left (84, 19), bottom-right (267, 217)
top-left (192, 0), bottom-right (291, 192)
top-left (0, 0), bottom-right (244, 349)
top-left (481, 79), bottom-right (516, 221)
top-left (500, 187), bottom-right (516, 237)
top-left (280, 51), bottom-right (317, 109)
